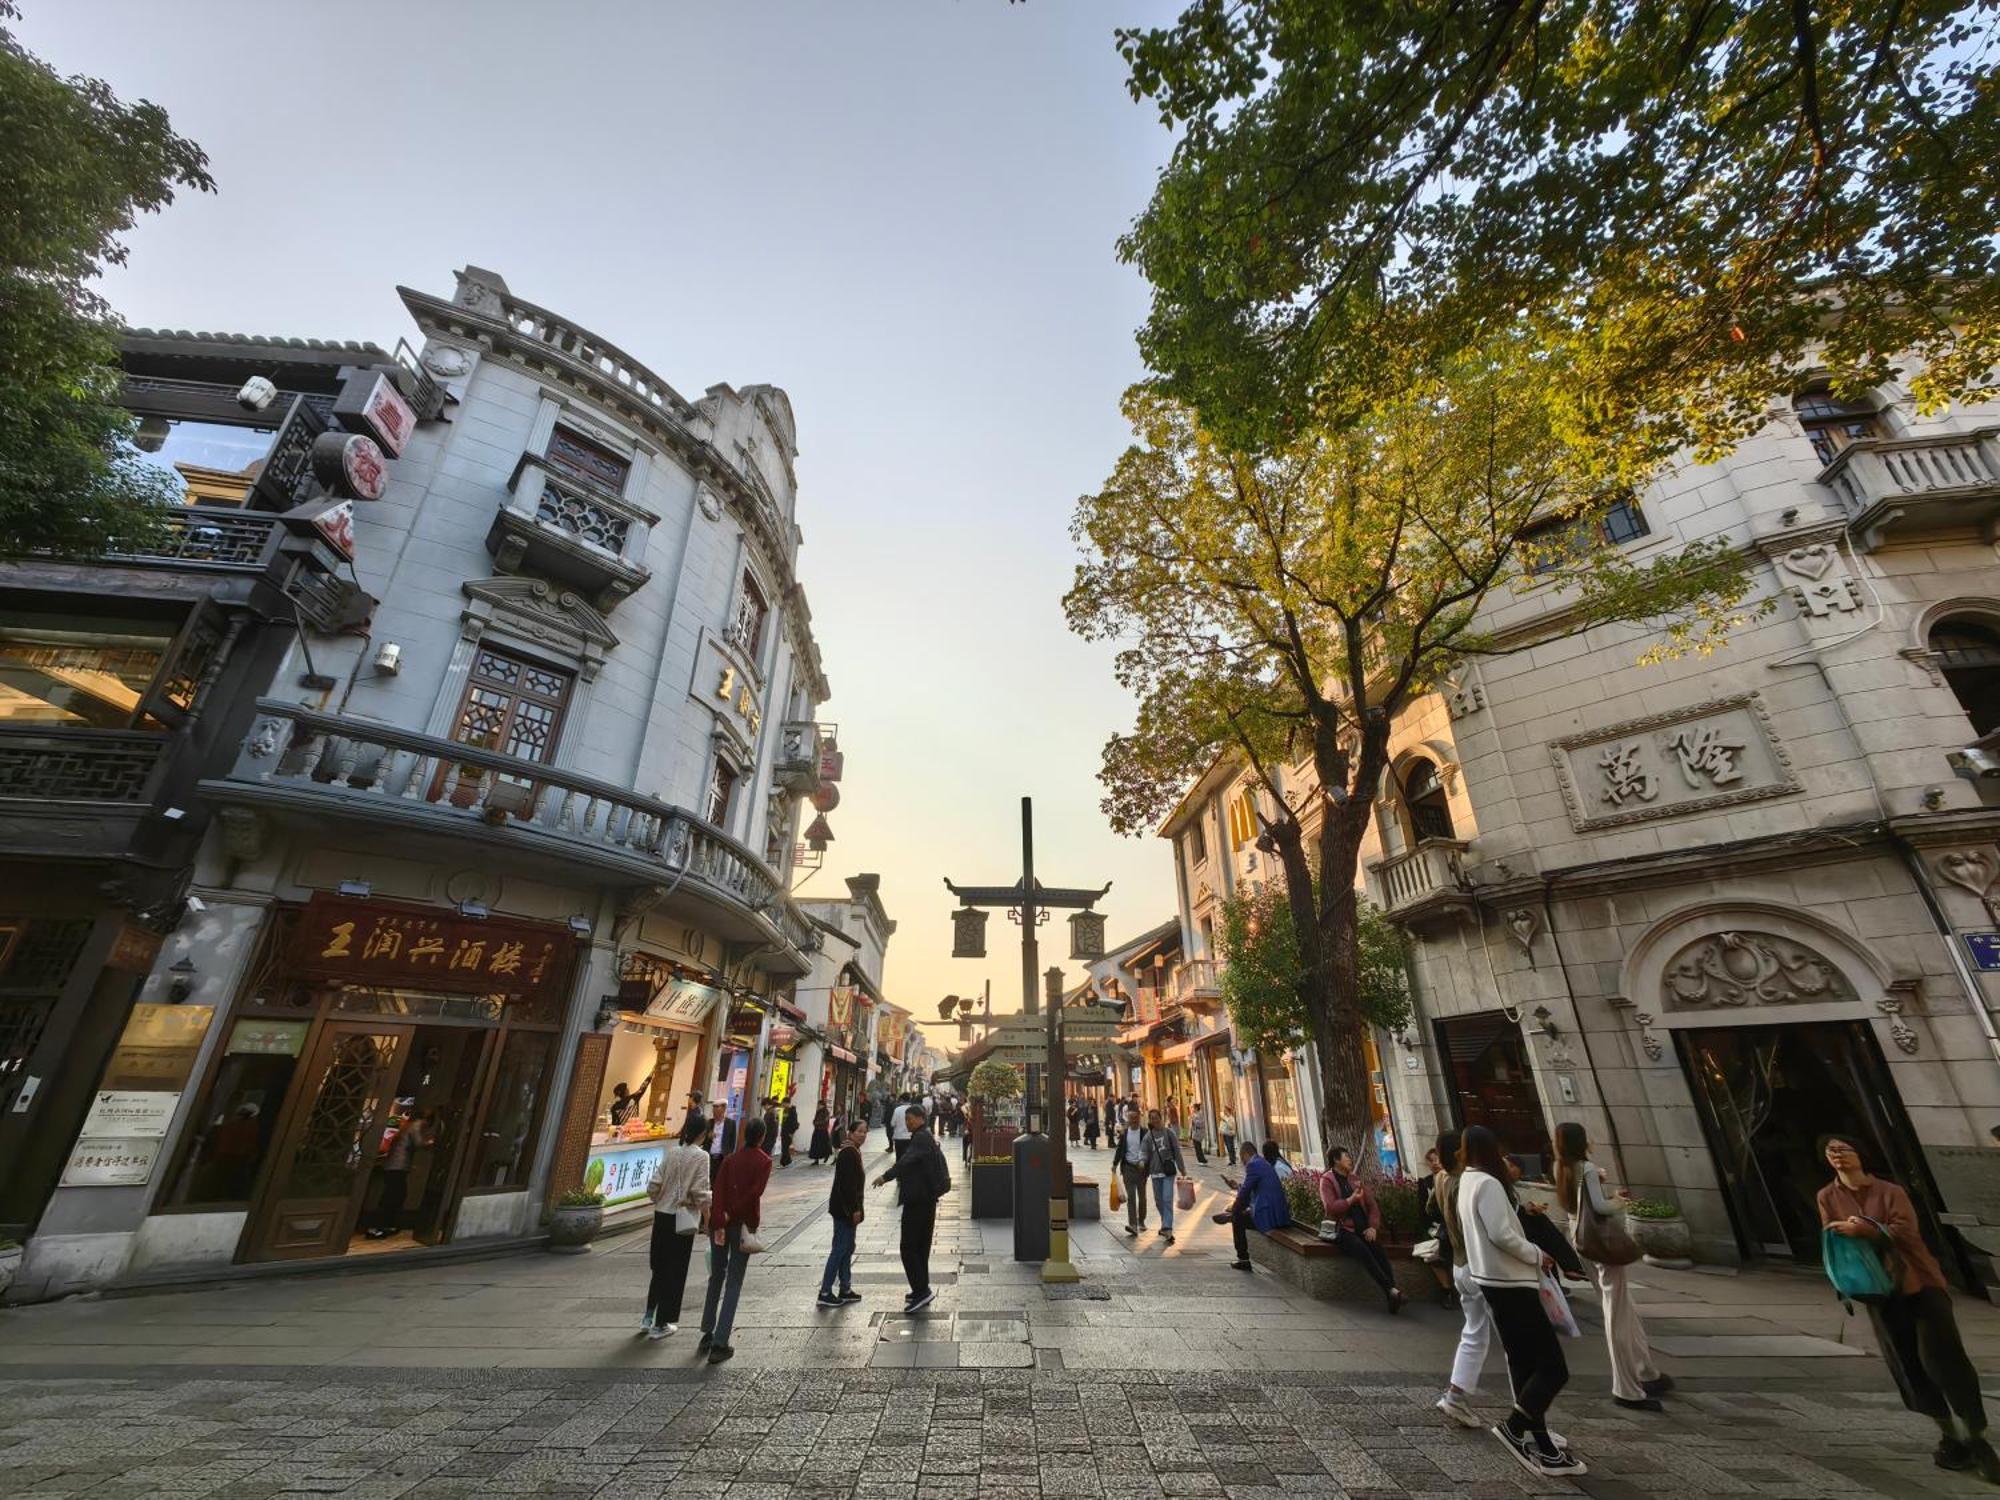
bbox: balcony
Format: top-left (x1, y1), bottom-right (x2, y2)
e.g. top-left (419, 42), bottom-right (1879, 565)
top-left (204, 700), bottom-right (818, 972)
top-left (1368, 837), bottom-right (1475, 933)
top-left (1819, 428), bottom-right (2000, 550)
top-left (1166, 957), bottom-right (1222, 1006)
top-left (0, 727), bottom-right (174, 859)
top-left (490, 455), bottom-right (653, 612)
top-left (773, 722), bottom-right (826, 793)
top-left (109, 507), bottom-right (286, 571)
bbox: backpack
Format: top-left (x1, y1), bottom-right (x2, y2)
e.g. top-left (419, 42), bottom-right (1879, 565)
top-left (1822, 1222), bottom-right (1897, 1311)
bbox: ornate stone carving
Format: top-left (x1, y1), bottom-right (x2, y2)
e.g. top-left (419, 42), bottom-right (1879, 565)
top-left (451, 266), bottom-right (507, 317)
top-left (1444, 667), bottom-right (1485, 719)
top-left (1660, 930), bottom-right (1856, 1010)
top-left (1633, 1011), bottom-right (1663, 1062)
top-left (696, 483), bottom-right (723, 521)
top-left (1934, 848), bottom-right (2000, 922)
top-left (1549, 694), bottom-right (1800, 832)
top-left (461, 577), bottom-right (619, 683)
top-left (217, 807), bottom-right (267, 862)
top-left (422, 343), bottom-right (472, 378)
top-left (1877, 994), bottom-right (1921, 1055)
top-left (244, 715), bottom-right (288, 761)
top-left (1504, 908), bottom-right (1540, 961)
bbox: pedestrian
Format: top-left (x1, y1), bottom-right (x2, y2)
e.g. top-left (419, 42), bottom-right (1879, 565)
top-left (761, 1097), bottom-right (781, 1165)
top-left (698, 1116), bottom-right (773, 1366)
top-left (367, 1107), bottom-right (434, 1240)
top-left (1113, 1103), bottom-right (1151, 1237)
top-left (1067, 1097), bottom-right (1081, 1146)
top-left (1139, 1106), bottom-right (1187, 1244)
top-left (608, 1073), bottom-right (653, 1128)
top-left (808, 1103), bottom-right (832, 1165)
top-left (816, 1118), bottom-right (870, 1307)
top-left (780, 1098), bottom-right (800, 1167)
top-left (704, 1100), bottom-right (737, 1184)
top-left (890, 1092), bottom-right (915, 1163)
top-left (1083, 1099), bottom-right (1100, 1150)
top-left (1820, 1133), bottom-right (1999, 1481)
top-left (1415, 1146), bottom-right (1457, 1307)
top-left (875, 1104), bottom-right (951, 1310)
top-left (880, 1093), bottom-right (897, 1151)
top-left (1219, 1105), bottom-right (1237, 1167)
top-left (1554, 1122), bottom-right (1670, 1414)
top-left (639, 1116), bottom-right (711, 1339)
top-left (1189, 1101), bottom-right (1209, 1165)
top-left (1433, 1129), bottom-right (1507, 1431)
top-left (1319, 1145), bottom-right (1408, 1313)
top-left (1215, 1139), bottom-right (1290, 1270)
top-left (1458, 1124), bottom-right (1583, 1478)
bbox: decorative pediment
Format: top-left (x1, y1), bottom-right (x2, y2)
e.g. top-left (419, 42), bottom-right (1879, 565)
top-left (461, 576), bottom-right (619, 680)
top-left (1660, 930), bottom-right (1856, 1010)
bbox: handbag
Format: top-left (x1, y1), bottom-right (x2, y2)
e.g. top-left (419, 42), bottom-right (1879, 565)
top-left (1823, 1222), bottom-right (1897, 1310)
top-left (1176, 1175), bottom-right (1195, 1212)
top-left (1537, 1268), bottom-right (1582, 1338)
top-left (1411, 1236), bottom-right (1443, 1265)
top-left (737, 1228), bottom-right (765, 1255)
top-left (1574, 1186), bottom-right (1641, 1267)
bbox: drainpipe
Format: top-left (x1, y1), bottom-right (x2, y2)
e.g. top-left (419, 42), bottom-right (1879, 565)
top-left (1540, 877), bottom-right (1632, 1177)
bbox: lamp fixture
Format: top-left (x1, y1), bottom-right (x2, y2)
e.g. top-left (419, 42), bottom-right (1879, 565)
top-left (457, 899), bottom-right (489, 919)
top-left (337, 880), bottom-right (372, 898)
top-left (1530, 1004), bottom-right (1561, 1041)
top-left (567, 914), bottom-right (593, 937)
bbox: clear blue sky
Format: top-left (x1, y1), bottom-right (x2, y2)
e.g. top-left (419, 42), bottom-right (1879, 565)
top-left (19, 0), bottom-right (1187, 1037)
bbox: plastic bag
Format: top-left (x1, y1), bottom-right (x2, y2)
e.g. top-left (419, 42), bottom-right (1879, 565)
top-left (1176, 1175), bottom-right (1195, 1212)
top-left (1109, 1169), bottom-right (1123, 1212)
top-left (1538, 1268), bottom-right (1582, 1338)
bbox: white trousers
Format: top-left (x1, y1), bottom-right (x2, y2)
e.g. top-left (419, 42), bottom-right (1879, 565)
top-left (1450, 1262), bottom-right (1501, 1394)
top-left (1595, 1260), bottom-right (1661, 1400)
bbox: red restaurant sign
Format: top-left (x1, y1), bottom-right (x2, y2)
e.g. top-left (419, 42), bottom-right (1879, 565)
top-left (290, 894), bottom-right (574, 1004)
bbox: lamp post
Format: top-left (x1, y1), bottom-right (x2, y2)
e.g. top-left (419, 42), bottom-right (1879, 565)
top-left (945, 795), bottom-right (1109, 1284)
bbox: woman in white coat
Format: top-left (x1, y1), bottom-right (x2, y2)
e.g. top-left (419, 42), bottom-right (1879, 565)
top-left (1457, 1125), bottom-right (1583, 1479)
top-left (1556, 1120), bottom-right (1670, 1413)
top-left (639, 1116), bottom-right (713, 1339)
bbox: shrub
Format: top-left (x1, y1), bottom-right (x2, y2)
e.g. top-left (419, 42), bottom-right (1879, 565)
top-left (1283, 1168), bottom-right (1325, 1226)
top-left (1625, 1197), bottom-right (1679, 1220)
top-left (556, 1188), bottom-right (604, 1208)
top-left (1374, 1177), bottom-right (1423, 1240)
top-left (969, 1059), bottom-right (1023, 1102)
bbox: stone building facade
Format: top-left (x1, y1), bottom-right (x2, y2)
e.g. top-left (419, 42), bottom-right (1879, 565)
top-left (10, 265), bottom-right (836, 1299)
top-left (794, 874), bottom-right (898, 1128)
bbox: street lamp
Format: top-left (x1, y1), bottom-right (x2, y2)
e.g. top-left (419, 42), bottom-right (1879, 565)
top-left (944, 795), bottom-right (1109, 1284)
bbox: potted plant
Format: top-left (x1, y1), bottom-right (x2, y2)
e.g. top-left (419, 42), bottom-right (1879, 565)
top-left (968, 1060), bottom-right (1023, 1219)
top-left (549, 1187), bottom-right (606, 1252)
top-left (1625, 1197), bottom-right (1694, 1268)
top-left (0, 1238), bottom-right (21, 1298)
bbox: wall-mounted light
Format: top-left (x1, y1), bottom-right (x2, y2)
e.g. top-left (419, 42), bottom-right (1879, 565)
top-left (337, 880), bottom-right (372, 898)
top-left (458, 899), bottom-right (489, 919)
top-left (373, 642), bottom-right (402, 676)
top-left (1531, 1004), bottom-right (1562, 1041)
top-left (167, 957), bottom-right (197, 1004)
top-left (567, 914), bottom-right (593, 937)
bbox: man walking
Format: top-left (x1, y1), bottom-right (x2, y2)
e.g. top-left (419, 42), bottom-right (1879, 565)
top-left (1189, 1101), bottom-right (1209, 1165)
top-left (1142, 1106), bottom-right (1188, 1244)
top-left (816, 1118), bottom-right (869, 1308)
top-left (890, 1093), bottom-right (915, 1163)
top-left (875, 1104), bottom-right (950, 1311)
top-left (1114, 1103), bottom-right (1151, 1237)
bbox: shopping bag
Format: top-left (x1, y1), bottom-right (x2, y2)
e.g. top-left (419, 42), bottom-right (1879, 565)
top-left (737, 1228), bottom-right (766, 1255)
top-left (1823, 1223), bottom-right (1897, 1310)
top-left (1176, 1175), bottom-right (1195, 1212)
top-left (1109, 1169), bottom-right (1124, 1213)
top-left (1538, 1268), bottom-right (1582, 1338)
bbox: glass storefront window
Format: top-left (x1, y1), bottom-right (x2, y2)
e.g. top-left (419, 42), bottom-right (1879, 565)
top-left (0, 623), bottom-right (172, 729)
top-left (470, 1030), bottom-right (554, 1190)
top-left (1262, 1060), bottom-right (1303, 1158)
top-left (160, 1019), bottom-right (308, 1208)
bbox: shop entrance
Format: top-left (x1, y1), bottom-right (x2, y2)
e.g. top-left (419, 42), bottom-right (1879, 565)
top-left (1435, 1011), bottom-right (1553, 1179)
top-left (1677, 1020), bottom-right (1952, 1274)
top-left (352, 1024), bottom-right (489, 1254)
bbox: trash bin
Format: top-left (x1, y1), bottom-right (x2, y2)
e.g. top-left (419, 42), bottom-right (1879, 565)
top-left (1011, 1129), bottom-right (1051, 1261)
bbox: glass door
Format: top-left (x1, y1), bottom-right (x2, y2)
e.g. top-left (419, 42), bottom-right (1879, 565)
top-left (246, 1022), bottom-right (410, 1261)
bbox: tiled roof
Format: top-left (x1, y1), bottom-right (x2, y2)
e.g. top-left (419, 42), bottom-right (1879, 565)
top-left (126, 327), bottom-right (387, 356)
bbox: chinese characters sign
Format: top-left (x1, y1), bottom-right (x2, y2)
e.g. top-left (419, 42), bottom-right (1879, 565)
top-left (291, 895), bottom-right (574, 1003)
top-left (63, 1003), bottom-right (214, 1188)
top-left (1551, 695), bottom-right (1799, 832)
top-left (645, 978), bottom-right (721, 1028)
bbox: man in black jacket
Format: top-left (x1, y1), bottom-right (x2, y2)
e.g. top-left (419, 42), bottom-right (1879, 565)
top-left (816, 1118), bottom-right (869, 1307)
top-left (875, 1105), bottom-right (950, 1311)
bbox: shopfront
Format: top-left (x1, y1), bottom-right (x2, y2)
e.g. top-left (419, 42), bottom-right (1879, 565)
top-left (157, 895), bottom-right (575, 1263)
top-left (1256, 1051), bottom-right (1304, 1159)
top-left (823, 984), bottom-right (868, 1123)
top-left (582, 965), bottom-right (719, 1212)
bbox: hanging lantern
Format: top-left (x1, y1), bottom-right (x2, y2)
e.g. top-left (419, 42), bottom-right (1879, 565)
top-left (1069, 910), bottom-right (1107, 961)
top-left (951, 907), bottom-right (987, 959)
top-left (804, 814), bottom-right (834, 851)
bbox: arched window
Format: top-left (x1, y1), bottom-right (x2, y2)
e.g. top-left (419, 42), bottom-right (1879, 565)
top-left (1931, 617), bottom-right (2000, 737)
top-left (1401, 757), bottom-right (1456, 843)
top-left (1794, 389), bottom-right (1883, 467)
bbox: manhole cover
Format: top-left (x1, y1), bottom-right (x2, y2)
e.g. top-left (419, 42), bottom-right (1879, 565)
top-left (1043, 1285), bottom-right (1111, 1301)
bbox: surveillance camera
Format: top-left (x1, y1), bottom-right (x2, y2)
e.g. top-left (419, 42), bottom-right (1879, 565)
top-left (236, 375), bottom-right (278, 412)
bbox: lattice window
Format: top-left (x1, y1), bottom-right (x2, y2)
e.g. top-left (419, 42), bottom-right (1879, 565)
top-left (534, 480), bottom-right (631, 553)
top-left (1796, 391), bottom-right (1883, 467)
top-left (0, 733), bottom-right (165, 801)
top-left (289, 1032), bottom-right (402, 1198)
top-left (546, 427), bottom-right (631, 491)
top-left (705, 755), bottom-right (738, 828)
top-left (728, 572), bottom-right (768, 655)
top-left (0, 918), bottom-right (92, 1108)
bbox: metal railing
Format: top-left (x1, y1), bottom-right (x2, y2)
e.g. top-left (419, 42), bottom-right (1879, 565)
top-left (105, 507), bottom-right (284, 570)
top-left (1373, 837), bottom-right (1469, 914)
top-left (219, 701), bottom-right (817, 958)
top-left (1819, 429), bottom-right (2000, 514)
top-left (0, 727), bottom-right (169, 803)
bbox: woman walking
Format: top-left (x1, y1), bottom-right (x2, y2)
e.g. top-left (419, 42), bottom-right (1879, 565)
top-left (1820, 1133), bottom-right (1999, 1482)
top-left (640, 1117), bottom-right (712, 1339)
top-left (699, 1117), bottom-right (772, 1365)
top-left (808, 1103), bottom-right (833, 1165)
top-left (1458, 1125), bottom-right (1583, 1479)
top-left (1434, 1130), bottom-right (1501, 1430)
top-left (1554, 1122), bottom-right (1669, 1413)
top-left (1416, 1145), bottom-right (1456, 1308)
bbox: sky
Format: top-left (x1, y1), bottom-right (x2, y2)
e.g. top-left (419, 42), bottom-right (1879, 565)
top-left (16, 0), bottom-right (1188, 1044)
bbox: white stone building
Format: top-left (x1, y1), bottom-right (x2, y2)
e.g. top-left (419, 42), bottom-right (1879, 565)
top-left (15, 266), bottom-right (838, 1298)
top-left (794, 874), bottom-right (897, 1128)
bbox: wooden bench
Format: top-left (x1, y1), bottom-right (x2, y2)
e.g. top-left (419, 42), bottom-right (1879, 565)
top-left (1246, 1222), bottom-right (1437, 1303)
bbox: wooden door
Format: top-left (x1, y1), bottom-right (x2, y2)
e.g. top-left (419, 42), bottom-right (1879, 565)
top-left (247, 1022), bottom-right (410, 1261)
top-left (423, 1028), bottom-right (499, 1247)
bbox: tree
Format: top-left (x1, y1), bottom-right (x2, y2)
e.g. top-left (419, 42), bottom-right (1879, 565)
top-left (968, 1059), bottom-right (1024, 1103)
top-left (1116, 1), bottom-right (2000, 459)
top-left (1219, 880), bottom-right (1411, 1055)
top-left (0, 2), bottom-right (213, 556)
top-left (1066, 334), bottom-right (1762, 1168)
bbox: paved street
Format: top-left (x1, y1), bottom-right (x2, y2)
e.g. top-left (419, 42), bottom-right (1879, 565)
top-left (5, 1149), bottom-right (2000, 1497)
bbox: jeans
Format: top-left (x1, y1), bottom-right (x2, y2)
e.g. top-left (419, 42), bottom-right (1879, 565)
top-left (700, 1226), bottom-right (751, 1346)
top-left (1220, 1134), bottom-right (1236, 1166)
top-left (645, 1214), bottom-right (695, 1328)
top-left (901, 1196), bottom-right (937, 1298)
top-left (1150, 1173), bottom-right (1175, 1233)
top-left (821, 1214), bottom-right (856, 1298)
top-left (1191, 1134), bottom-right (1208, 1165)
top-left (1482, 1283), bottom-right (1568, 1429)
top-left (1121, 1163), bottom-right (1148, 1230)
top-left (1871, 1286), bottom-right (1987, 1433)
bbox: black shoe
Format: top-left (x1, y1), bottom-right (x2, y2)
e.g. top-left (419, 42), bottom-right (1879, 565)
top-left (839, 1290), bottom-right (863, 1303)
top-left (1936, 1437), bottom-right (1977, 1472)
top-left (815, 1292), bottom-right (842, 1308)
top-left (1613, 1396), bottom-right (1665, 1413)
top-left (907, 1290), bottom-right (936, 1312)
top-left (1969, 1436), bottom-right (2000, 1484)
top-left (1641, 1374), bottom-right (1676, 1397)
top-left (707, 1344), bottom-right (734, 1365)
top-left (1231, 1259), bottom-right (1253, 1272)
top-left (1387, 1288), bottom-right (1407, 1314)
top-left (1212, 1212), bottom-right (1232, 1225)
top-left (696, 1333), bottom-right (713, 1352)
top-left (1163, 1232), bottom-right (1175, 1244)
top-left (1124, 1225), bottom-right (1137, 1237)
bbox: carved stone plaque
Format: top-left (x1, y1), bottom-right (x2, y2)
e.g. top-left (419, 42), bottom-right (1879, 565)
top-left (1659, 930), bottom-right (1856, 1010)
top-left (1549, 694), bottom-right (1800, 831)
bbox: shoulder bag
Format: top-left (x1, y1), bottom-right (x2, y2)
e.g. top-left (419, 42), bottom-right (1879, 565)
top-left (1573, 1181), bottom-right (1641, 1267)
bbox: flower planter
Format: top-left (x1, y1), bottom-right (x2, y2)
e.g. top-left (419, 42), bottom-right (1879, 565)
top-left (970, 1162), bottom-right (1013, 1220)
top-left (547, 1203), bottom-right (604, 1252)
top-left (1630, 1211), bottom-right (1694, 1269)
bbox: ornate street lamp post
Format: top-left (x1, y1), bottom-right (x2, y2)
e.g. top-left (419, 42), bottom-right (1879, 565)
top-left (944, 795), bottom-right (1109, 1283)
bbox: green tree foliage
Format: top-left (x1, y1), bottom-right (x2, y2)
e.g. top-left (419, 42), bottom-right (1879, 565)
top-left (1068, 334), bottom-right (1763, 1166)
top-left (969, 1059), bottom-right (1024, 1102)
top-left (1219, 880), bottom-right (1411, 1054)
top-left (1116, 1), bottom-right (2000, 458)
top-left (0, 2), bottom-right (213, 556)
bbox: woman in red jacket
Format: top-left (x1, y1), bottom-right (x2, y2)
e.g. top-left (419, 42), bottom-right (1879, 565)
top-left (698, 1117), bottom-right (772, 1365)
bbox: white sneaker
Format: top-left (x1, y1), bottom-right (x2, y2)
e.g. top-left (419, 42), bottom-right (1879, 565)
top-left (1436, 1392), bottom-right (1481, 1429)
top-left (645, 1324), bottom-right (674, 1341)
